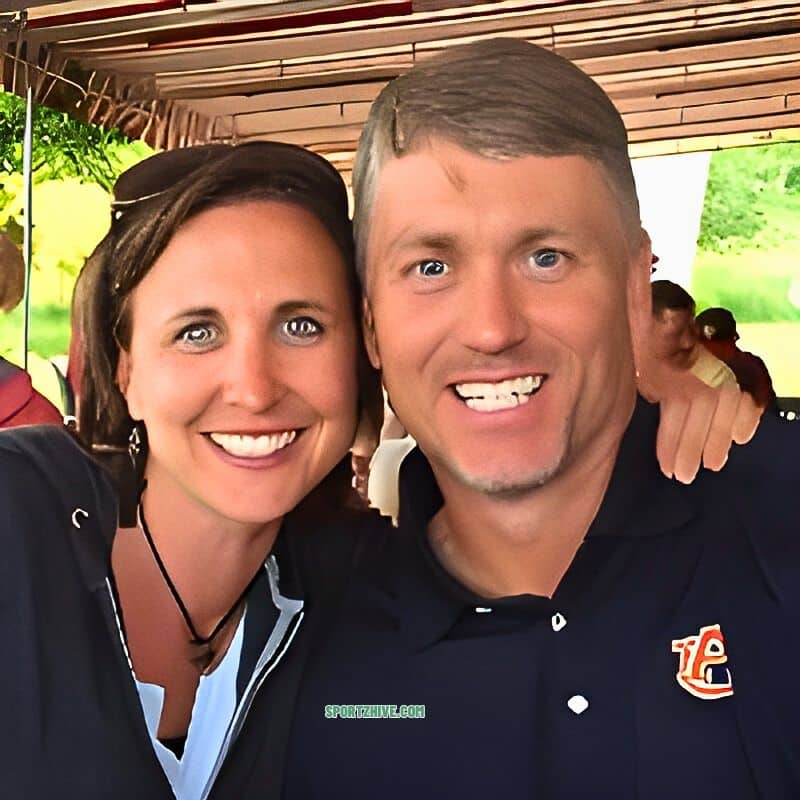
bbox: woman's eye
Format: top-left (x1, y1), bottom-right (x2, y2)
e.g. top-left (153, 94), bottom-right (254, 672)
top-left (282, 316), bottom-right (323, 341)
top-left (531, 249), bottom-right (562, 269)
top-left (177, 324), bottom-right (218, 348)
top-left (415, 259), bottom-right (449, 278)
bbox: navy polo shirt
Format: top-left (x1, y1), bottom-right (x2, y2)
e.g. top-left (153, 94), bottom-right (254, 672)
top-left (283, 400), bottom-right (800, 799)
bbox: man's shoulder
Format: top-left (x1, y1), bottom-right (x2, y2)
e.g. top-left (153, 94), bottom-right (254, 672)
top-left (724, 412), bottom-right (799, 483)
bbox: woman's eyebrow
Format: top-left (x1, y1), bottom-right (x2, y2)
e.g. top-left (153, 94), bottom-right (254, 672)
top-left (275, 300), bottom-right (332, 315)
top-left (165, 306), bottom-right (219, 324)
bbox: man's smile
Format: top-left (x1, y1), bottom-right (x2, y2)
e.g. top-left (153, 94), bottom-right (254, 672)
top-left (452, 374), bottom-right (546, 412)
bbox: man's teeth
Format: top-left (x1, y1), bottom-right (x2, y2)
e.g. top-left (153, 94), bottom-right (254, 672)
top-left (209, 431), bottom-right (296, 458)
top-left (455, 375), bottom-right (543, 412)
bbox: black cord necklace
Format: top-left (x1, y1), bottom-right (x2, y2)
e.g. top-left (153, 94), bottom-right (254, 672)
top-left (138, 502), bottom-right (260, 647)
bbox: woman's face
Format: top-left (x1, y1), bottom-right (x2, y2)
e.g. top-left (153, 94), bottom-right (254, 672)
top-left (117, 200), bottom-right (360, 528)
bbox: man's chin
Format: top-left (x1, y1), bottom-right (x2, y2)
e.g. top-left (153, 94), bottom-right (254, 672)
top-left (446, 455), bottom-right (566, 499)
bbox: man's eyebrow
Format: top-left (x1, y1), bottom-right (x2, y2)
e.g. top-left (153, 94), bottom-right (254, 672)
top-left (384, 230), bottom-right (460, 260)
top-left (511, 227), bottom-right (573, 248)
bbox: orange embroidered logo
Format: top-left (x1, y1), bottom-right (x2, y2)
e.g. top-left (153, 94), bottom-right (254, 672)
top-left (671, 624), bottom-right (733, 700)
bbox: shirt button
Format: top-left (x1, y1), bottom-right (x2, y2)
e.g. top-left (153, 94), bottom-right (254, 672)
top-left (567, 695), bottom-right (589, 715)
top-left (551, 612), bottom-right (567, 632)
top-left (474, 606), bottom-right (493, 614)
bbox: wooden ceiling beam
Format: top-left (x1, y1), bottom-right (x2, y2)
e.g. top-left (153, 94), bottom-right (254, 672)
top-left (172, 80), bottom-right (387, 116)
top-left (607, 61), bottom-right (800, 99)
top-left (627, 109), bottom-right (800, 141)
top-left (614, 77), bottom-right (800, 113)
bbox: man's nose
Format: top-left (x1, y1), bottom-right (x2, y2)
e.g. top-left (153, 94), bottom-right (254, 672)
top-left (221, 335), bottom-right (286, 412)
top-left (458, 267), bottom-right (530, 354)
top-left (680, 327), bottom-right (697, 351)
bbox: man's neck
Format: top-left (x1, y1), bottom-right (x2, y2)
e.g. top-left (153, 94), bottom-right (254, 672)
top-left (426, 424), bottom-right (628, 600)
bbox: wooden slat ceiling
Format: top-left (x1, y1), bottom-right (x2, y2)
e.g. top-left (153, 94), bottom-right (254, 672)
top-left (2, 0), bottom-right (799, 178)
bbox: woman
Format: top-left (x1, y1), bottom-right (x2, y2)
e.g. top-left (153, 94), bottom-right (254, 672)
top-left (0, 141), bottom-right (380, 800)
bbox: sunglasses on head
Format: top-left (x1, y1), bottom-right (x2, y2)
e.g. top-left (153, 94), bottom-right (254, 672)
top-left (110, 141), bottom-right (343, 221)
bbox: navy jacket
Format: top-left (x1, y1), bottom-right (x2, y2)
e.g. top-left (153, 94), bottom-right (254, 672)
top-left (0, 425), bottom-right (362, 800)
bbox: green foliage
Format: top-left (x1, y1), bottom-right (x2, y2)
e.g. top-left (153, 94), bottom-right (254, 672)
top-left (693, 144), bottom-right (800, 325)
top-left (0, 90), bottom-right (133, 190)
top-left (0, 92), bottom-right (154, 363)
top-left (697, 142), bottom-right (800, 253)
top-left (786, 164), bottom-right (800, 194)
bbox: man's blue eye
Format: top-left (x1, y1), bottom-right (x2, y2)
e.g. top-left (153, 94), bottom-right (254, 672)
top-left (532, 250), bottom-right (561, 268)
top-left (283, 316), bottom-right (322, 339)
top-left (416, 259), bottom-right (449, 277)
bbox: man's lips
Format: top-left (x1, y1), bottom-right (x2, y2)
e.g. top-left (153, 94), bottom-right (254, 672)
top-left (451, 373), bottom-right (547, 412)
top-left (206, 430), bottom-right (299, 458)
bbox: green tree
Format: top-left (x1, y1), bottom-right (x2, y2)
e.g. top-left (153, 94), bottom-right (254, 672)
top-left (697, 142), bottom-right (800, 253)
top-left (0, 90), bottom-right (130, 190)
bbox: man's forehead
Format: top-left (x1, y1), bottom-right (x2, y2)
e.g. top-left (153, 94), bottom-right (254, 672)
top-left (364, 144), bottom-right (625, 257)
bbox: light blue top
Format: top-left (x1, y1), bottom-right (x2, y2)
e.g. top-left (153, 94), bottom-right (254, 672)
top-left (106, 555), bottom-right (304, 800)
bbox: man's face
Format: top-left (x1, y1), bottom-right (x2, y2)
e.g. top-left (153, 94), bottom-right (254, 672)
top-left (362, 140), bottom-right (650, 497)
top-left (650, 307), bottom-right (698, 371)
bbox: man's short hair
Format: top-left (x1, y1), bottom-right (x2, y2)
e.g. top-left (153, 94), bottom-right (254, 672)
top-left (352, 37), bottom-right (640, 277)
top-left (651, 280), bottom-right (695, 316)
top-left (0, 232), bottom-right (25, 313)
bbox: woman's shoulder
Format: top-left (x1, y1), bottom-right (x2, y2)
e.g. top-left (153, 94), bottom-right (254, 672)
top-left (0, 424), bottom-right (93, 481)
top-left (0, 422), bottom-right (81, 457)
top-left (0, 424), bottom-right (116, 521)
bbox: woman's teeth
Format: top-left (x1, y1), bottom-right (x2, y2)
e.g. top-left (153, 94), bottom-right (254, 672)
top-left (454, 375), bottom-right (544, 412)
top-left (209, 431), bottom-right (297, 457)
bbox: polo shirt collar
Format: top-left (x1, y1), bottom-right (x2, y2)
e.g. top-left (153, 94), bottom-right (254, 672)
top-left (391, 396), bottom-right (697, 651)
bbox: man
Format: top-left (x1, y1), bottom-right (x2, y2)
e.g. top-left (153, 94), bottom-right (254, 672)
top-left (0, 232), bottom-right (63, 428)
top-left (696, 306), bottom-right (778, 412)
top-left (650, 279), bottom-right (737, 389)
top-left (283, 39), bottom-right (798, 798)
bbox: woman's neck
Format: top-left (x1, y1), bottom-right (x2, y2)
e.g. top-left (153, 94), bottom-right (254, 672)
top-left (136, 465), bottom-right (282, 634)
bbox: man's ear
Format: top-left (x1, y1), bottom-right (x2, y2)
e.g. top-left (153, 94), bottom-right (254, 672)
top-left (628, 228), bottom-right (655, 378)
top-left (361, 295), bottom-right (382, 371)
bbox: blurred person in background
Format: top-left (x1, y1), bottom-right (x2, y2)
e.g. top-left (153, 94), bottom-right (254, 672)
top-left (650, 279), bottom-right (737, 389)
top-left (696, 306), bottom-right (778, 414)
top-left (0, 231), bottom-right (63, 428)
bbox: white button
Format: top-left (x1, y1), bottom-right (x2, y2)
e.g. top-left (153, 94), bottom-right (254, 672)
top-left (551, 612), bottom-right (567, 632)
top-left (567, 695), bottom-right (589, 715)
top-left (475, 607), bottom-right (493, 614)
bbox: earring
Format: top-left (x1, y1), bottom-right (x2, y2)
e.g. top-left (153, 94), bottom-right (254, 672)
top-left (128, 423), bottom-right (143, 468)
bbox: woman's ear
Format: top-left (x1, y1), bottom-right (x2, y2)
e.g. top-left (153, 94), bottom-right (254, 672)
top-left (116, 349), bottom-right (142, 420)
top-left (362, 295), bottom-right (382, 371)
top-left (116, 349), bottom-right (131, 397)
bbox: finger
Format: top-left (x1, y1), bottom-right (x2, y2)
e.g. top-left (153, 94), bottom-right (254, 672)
top-left (656, 395), bottom-right (691, 479)
top-left (732, 391), bottom-right (762, 444)
top-left (701, 381), bottom-right (740, 471)
top-left (672, 387), bottom-right (717, 484)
